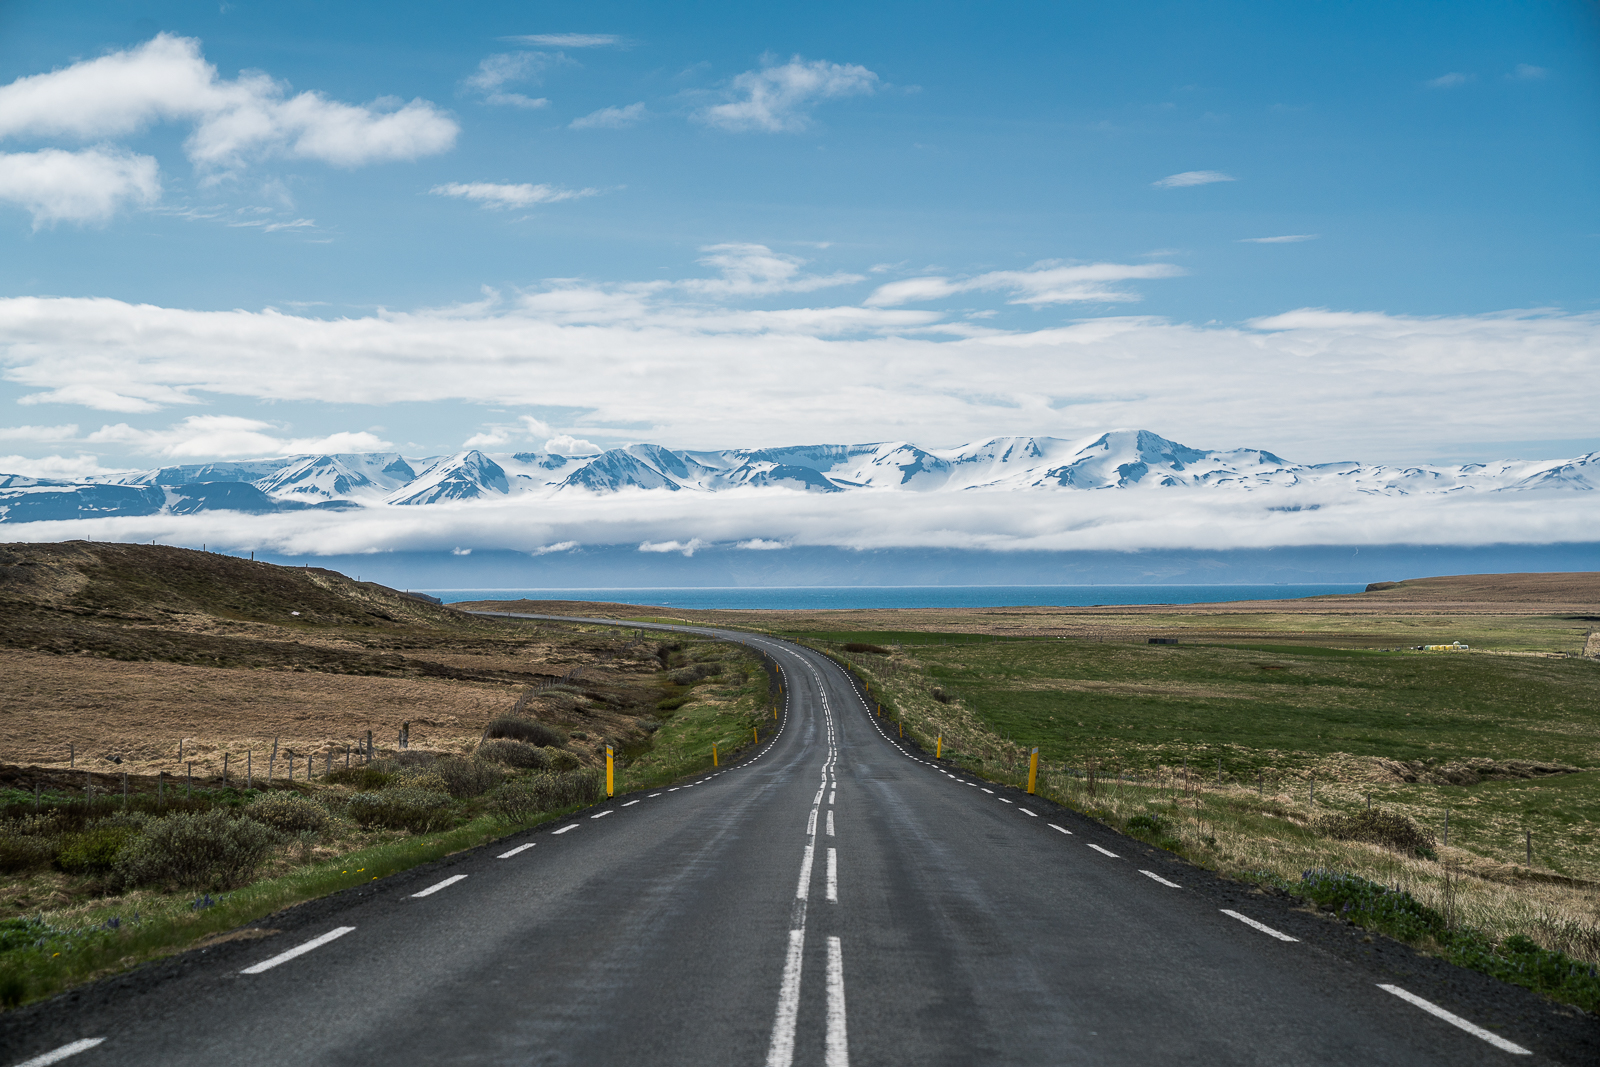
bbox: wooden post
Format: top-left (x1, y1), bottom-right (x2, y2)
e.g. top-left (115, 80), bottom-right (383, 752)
top-left (122, 772), bottom-right (128, 806)
top-left (1443, 810), bottom-right (1449, 847)
top-left (223, 752), bottom-right (229, 786)
top-left (186, 762), bottom-right (192, 798)
top-left (69, 742), bottom-right (74, 768)
top-left (1526, 829), bottom-right (1532, 866)
top-left (247, 750), bottom-right (252, 790)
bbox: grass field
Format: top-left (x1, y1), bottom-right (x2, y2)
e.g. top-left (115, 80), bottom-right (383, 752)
top-left (806, 621), bottom-right (1600, 1005)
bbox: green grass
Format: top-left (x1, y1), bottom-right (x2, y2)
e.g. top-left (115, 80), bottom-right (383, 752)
top-left (620, 641), bottom-right (772, 789)
top-left (781, 629), bottom-right (1027, 646)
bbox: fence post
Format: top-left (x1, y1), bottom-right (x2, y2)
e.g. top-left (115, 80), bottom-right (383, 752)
top-left (1526, 829), bottom-right (1532, 866)
top-left (122, 772), bottom-right (128, 807)
top-left (70, 742), bottom-right (74, 769)
top-left (186, 762), bottom-right (192, 798)
top-left (247, 750), bottom-right (252, 790)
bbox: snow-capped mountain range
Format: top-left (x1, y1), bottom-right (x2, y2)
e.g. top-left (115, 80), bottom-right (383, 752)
top-left (1, 430), bottom-right (1595, 523)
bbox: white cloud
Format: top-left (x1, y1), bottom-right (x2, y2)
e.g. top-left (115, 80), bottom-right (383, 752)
top-left (1239, 234), bottom-right (1318, 244)
top-left (682, 243), bottom-right (863, 297)
top-left (1427, 72), bottom-right (1473, 89)
top-left (865, 261), bottom-right (1185, 307)
top-left (544, 434), bottom-right (602, 456)
top-left (485, 94), bottom-right (549, 109)
top-left (698, 56), bottom-right (878, 132)
top-left (0, 453), bottom-right (125, 479)
top-left (463, 415), bottom-right (554, 448)
top-left (1511, 64), bottom-right (1548, 80)
top-left (638, 538), bottom-right (708, 556)
top-left (737, 538), bottom-right (788, 550)
top-left (83, 415), bottom-right (393, 458)
top-left (451, 547), bottom-right (472, 555)
top-left (0, 34), bottom-right (457, 176)
top-left (570, 102), bottom-right (646, 129)
top-left (502, 35), bottom-right (622, 48)
top-left (0, 147), bottom-right (160, 226)
top-left (463, 52), bottom-right (564, 93)
top-left (430, 181), bottom-right (599, 209)
top-left (0, 292), bottom-right (1595, 468)
top-left (530, 540), bottom-right (579, 555)
top-left (1151, 171), bottom-right (1235, 188)
top-left (0, 423), bottom-right (79, 442)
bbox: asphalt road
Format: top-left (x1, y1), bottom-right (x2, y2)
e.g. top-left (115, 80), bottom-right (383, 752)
top-left (4, 618), bottom-right (1596, 1066)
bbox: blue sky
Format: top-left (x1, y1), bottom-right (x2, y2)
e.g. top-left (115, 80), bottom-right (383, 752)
top-left (0, 0), bottom-right (1596, 481)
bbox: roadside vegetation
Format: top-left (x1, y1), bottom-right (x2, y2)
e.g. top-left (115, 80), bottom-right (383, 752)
top-left (801, 624), bottom-right (1600, 1013)
top-left (0, 543), bottom-right (774, 1010)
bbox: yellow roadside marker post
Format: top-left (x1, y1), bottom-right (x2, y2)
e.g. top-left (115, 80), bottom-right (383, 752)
top-left (605, 745), bottom-right (614, 798)
top-left (713, 743), bottom-right (719, 767)
top-left (936, 735), bottom-right (942, 759)
top-left (898, 720), bottom-right (903, 738)
top-left (1027, 747), bottom-right (1039, 794)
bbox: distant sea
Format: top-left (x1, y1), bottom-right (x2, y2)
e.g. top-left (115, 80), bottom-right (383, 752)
top-left (425, 584), bottom-right (1365, 611)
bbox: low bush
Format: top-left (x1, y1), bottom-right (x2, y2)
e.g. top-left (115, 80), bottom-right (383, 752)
top-left (843, 642), bottom-right (890, 654)
top-left (1125, 813), bottom-right (1166, 840)
top-left (346, 788), bottom-right (454, 833)
top-left (932, 688), bottom-right (952, 704)
top-left (670, 663), bottom-right (723, 685)
top-left (326, 767), bottom-right (395, 790)
top-left (477, 739), bottom-right (550, 769)
top-left (1315, 808), bottom-right (1435, 856)
top-left (55, 825), bottom-right (137, 876)
top-left (246, 793), bottom-right (329, 836)
top-left (484, 716), bottom-right (565, 748)
top-left (113, 810), bottom-right (282, 891)
top-left (432, 758), bottom-right (504, 799)
top-left (489, 770), bottom-right (604, 821)
top-left (0, 833), bottom-right (57, 875)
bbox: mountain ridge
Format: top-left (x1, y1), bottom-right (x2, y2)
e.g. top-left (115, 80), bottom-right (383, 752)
top-left (1, 429), bottom-right (1595, 523)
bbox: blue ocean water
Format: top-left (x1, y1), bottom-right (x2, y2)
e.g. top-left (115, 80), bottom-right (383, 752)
top-left (426, 584), bottom-right (1365, 610)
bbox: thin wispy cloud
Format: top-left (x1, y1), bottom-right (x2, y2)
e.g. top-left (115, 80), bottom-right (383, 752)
top-left (1239, 234), bottom-right (1318, 244)
top-left (1427, 72), bottom-right (1473, 89)
top-left (430, 182), bottom-right (600, 209)
top-left (864, 261), bottom-right (1185, 307)
top-left (570, 103), bottom-right (646, 129)
top-left (1511, 64), bottom-right (1548, 80)
top-left (502, 34), bottom-right (622, 48)
top-left (1152, 171), bottom-right (1235, 188)
top-left (697, 56), bottom-right (878, 132)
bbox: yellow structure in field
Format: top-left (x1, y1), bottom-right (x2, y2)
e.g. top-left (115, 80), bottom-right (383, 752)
top-left (1422, 642), bottom-right (1470, 652)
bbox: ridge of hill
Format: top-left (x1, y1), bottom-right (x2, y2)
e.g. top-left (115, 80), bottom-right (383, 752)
top-left (1356, 572), bottom-right (1600, 604)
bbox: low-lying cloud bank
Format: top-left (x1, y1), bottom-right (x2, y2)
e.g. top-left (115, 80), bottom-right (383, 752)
top-left (6, 487), bottom-right (1596, 557)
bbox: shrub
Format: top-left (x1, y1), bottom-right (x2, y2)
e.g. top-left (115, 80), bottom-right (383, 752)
top-left (547, 749), bottom-right (581, 773)
top-left (246, 793), bottom-right (329, 836)
top-left (346, 788), bottom-right (453, 833)
top-left (489, 769), bottom-right (604, 820)
top-left (932, 688), bottom-right (952, 704)
top-left (113, 810), bottom-right (282, 890)
top-left (484, 716), bottom-right (565, 748)
top-left (55, 825), bottom-right (137, 875)
top-left (670, 663), bottom-right (722, 685)
top-left (326, 767), bottom-right (395, 790)
top-left (393, 769), bottom-right (449, 793)
top-left (477, 739), bottom-right (550, 769)
top-left (1125, 813), bottom-right (1166, 839)
top-left (432, 758), bottom-right (504, 799)
top-left (0, 833), bottom-right (56, 875)
top-left (1314, 808), bottom-right (1435, 855)
top-left (843, 642), bottom-right (890, 654)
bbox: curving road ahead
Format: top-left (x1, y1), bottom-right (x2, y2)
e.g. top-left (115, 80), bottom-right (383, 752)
top-left (3, 617), bottom-right (1592, 1066)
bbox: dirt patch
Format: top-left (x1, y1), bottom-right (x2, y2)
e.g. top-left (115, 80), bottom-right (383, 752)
top-left (1364, 756), bottom-right (1582, 786)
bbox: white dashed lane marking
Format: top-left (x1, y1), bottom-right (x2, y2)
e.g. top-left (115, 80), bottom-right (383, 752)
top-left (590, 810), bottom-right (613, 819)
top-left (1048, 824), bottom-right (1073, 835)
top-left (240, 926), bottom-right (356, 974)
top-left (412, 875), bottom-right (467, 898)
top-left (622, 800), bottom-right (640, 806)
top-left (1139, 870), bottom-right (1181, 888)
top-left (1221, 909), bottom-right (1299, 942)
top-left (1087, 843), bottom-right (1119, 858)
top-left (552, 824), bottom-right (579, 835)
top-left (12, 1039), bottom-right (106, 1067)
top-left (497, 842), bottom-right (535, 859)
top-left (1377, 985), bottom-right (1531, 1055)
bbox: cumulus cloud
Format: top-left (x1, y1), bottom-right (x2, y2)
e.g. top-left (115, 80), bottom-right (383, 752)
top-left (639, 538), bottom-right (708, 556)
top-left (83, 415), bottom-right (392, 458)
top-left (682, 244), bottom-right (863, 297)
top-left (1151, 171), bottom-right (1235, 188)
top-left (0, 453), bottom-right (127, 480)
top-left (463, 415), bottom-right (555, 448)
top-left (502, 35), bottom-right (622, 48)
top-left (865, 261), bottom-right (1184, 307)
top-left (0, 424), bottom-right (79, 442)
top-left (544, 434), bottom-right (602, 456)
top-left (1239, 234), bottom-right (1318, 244)
top-left (569, 102), bottom-right (646, 129)
top-left (430, 181), bottom-right (599, 209)
top-left (0, 34), bottom-right (456, 178)
top-left (1427, 72), bottom-right (1473, 88)
top-left (0, 293), bottom-right (1595, 466)
top-left (698, 56), bottom-right (878, 132)
top-left (0, 147), bottom-right (160, 226)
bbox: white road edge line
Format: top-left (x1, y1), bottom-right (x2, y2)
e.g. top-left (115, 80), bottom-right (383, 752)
top-left (497, 842), bottom-right (535, 859)
top-left (412, 874), bottom-right (467, 898)
top-left (1221, 909), bottom-right (1299, 942)
top-left (1087, 843), bottom-right (1119, 858)
top-left (827, 847), bottom-right (838, 902)
top-left (1377, 984), bottom-right (1531, 1055)
top-left (12, 1038), bottom-right (105, 1067)
top-left (241, 925), bottom-right (356, 974)
top-left (1139, 869), bottom-right (1181, 888)
top-left (1048, 823), bottom-right (1073, 835)
top-left (552, 824), bottom-right (579, 834)
top-left (826, 936), bottom-right (849, 1067)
